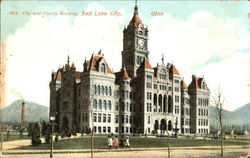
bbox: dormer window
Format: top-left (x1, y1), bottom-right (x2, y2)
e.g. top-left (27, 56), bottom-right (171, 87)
top-left (201, 82), bottom-right (205, 89)
top-left (100, 63), bottom-right (106, 73)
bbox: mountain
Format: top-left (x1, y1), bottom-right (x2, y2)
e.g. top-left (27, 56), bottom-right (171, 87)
top-left (1, 99), bottom-right (49, 124)
top-left (209, 103), bottom-right (250, 128)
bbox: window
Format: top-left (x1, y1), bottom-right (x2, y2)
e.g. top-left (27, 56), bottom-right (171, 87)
top-left (98, 113), bottom-right (101, 122)
top-left (175, 96), bottom-right (179, 103)
top-left (93, 113), bottom-right (97, 122)
top-left (126, 115), bottom-right (129, 123)
top-left (94, 126), bottom-right (97, 133)
top-left (94, 85), bottom-right (97, 94)
top-left (103, 114), bottom-right (106, 122)
top-left (98, 126), bottom-right (101, 133)
top-left (108, 101), bottom-right (112, 111)
top-left (115, 102), bottom-right (119, 111)
top-left (107, 114), bottom-right (111, 123)
top-left (82, 113), bottom-right (85, 122)
top-left (109, 87), bottom-right (112, 96)
top-left (101, 86), bottom-right (104, 95)
top-left (126, 102), bottom-right (129, 111)
top-left (175, 106), bottom-right (179, 114)
top-left (115, 127), bottom-right (118, 133)
top-left (98, 85), bottom-right (100, 95)
top-left (101, 63), bottom-right (106, 73)
top-left (146, 75), bottom-right (152, 88)
top-left (130, 116), bottom-right (132, 124)
top-left (98, 100), bottom-right (102, 110)
top-left (108, 127), bottom-right (111, 133)
top-left (103, 127), bottom-right (106, 133)
top-left (105, 86), bottom-right (108, 95)
top-left (115, 115), bottom-right (119, 123)
top-left (148, 116), bottom-right (150, 124)
top-left (104, 100), bottom-right (107, 110)
top-left (93, 99), bottom-right (97, 109)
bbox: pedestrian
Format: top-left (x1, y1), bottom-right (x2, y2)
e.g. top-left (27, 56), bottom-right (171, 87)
top-left (120, 135), bottom-right (125, 147)
top-left (125, 136), bottom-right (131, 150)
top-left (113, 136), bottom-right (119, 149)
top-left (108, 135), bottom-right (113, 149)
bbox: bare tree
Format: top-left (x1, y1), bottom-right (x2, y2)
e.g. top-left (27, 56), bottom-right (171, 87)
top-left (211, 86), bottom-right (225, 156)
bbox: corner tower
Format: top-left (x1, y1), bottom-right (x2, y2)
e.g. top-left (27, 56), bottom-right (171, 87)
top-left (122, 4), bottom-right (149, 78)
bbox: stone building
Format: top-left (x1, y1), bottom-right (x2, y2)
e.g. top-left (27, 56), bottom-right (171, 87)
top-left (49, 4), bottom-right (210, 135)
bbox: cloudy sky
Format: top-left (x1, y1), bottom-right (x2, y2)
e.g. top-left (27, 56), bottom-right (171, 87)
top-left (1, 1), bottom-right (249, 111)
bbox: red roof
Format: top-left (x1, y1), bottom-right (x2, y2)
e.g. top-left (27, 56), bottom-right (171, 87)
top-left (189, 76), bottom-right (210, 91)
top-left (129, 5), bottom-right (141, 28)
top-left (120, 68), bottom-right (130, 80)
top-left (172, 65), bottom-right (180, 75)
top-left (139, 59), bottom-right (153, 70)
top-left (88, 55), bottom-right (113, 74)
top-left (181, 80), bottom-right (188, 89)
top-left (54, 70), bottom-right (61, 81)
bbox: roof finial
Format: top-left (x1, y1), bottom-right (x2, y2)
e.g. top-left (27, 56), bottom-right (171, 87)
top-left (67, 55), bottom-right (70, 65)
top-left (98, 49), bottom-right (102, 55)
top-left (134, 0), bottom-right (138, 15)
top-left (161, 53), bottom-right (164, 65)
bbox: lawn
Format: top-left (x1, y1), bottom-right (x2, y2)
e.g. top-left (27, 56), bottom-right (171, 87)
top-left (14, 135), bottom-right (250, 150)
top-left (0, 131), bottom-right (29, 142)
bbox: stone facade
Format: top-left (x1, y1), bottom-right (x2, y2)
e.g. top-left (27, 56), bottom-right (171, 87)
top-left (49, 5), bottom-right (210, 135)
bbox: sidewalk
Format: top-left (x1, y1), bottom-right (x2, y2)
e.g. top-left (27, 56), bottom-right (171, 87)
top-left (3, 145), bottom-right (249, 154)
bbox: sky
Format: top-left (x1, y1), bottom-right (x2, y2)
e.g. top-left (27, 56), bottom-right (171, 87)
top-left (1, 0), bottom-right (249, 111)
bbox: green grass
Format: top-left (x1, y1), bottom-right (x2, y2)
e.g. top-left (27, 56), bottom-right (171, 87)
top-left (13, 135), bottom-right (250, 150)
top-left (0, 131), bottom-right (29, 142)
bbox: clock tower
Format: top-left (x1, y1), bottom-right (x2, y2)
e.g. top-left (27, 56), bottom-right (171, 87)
top-left (122, 4), bottom-right (149, 78)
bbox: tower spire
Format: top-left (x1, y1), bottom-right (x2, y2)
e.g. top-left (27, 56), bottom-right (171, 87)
top-left (67, 55), bottom-right (70, 66)
top-left (134, 0), bottom-right (138, 15)
top-left (162, 53), bottom-right (165, 65)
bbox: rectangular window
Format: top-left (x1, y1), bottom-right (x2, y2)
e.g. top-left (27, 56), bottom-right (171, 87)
top-left (103, 127), bottom-right (106, 133)
top-left (115, 115), bottom-right (119, 123)
top-left (126, 115), bottom-right (129, 123)
top-left (129, 116), bottom-right (132, 124)
top-left (107, 114), bottom-right (111, 123)
top-left (94, 126), bottom-right (97, 133)
top-left (146, 75), bottom-right (152, 88)
top-left (93, 113), bottom-right (97, 122)
top-left (154, 84), bottom-right (157, 89)
top-left (108, 127), bottom-right (111, 133)
top-left (98, 126), bottom-right (101, 133)
top-left (82, 113), bottom-right (85, 122)
top-left (115, 127), bottom-right (118, 133)
top-left (175, 96), bottom-right (179, 103)
top-left (126, 127), bottom-right (129, 133)
top-left (175, 106), bottom-right (179, 114)
top-left (98, 113), bottom-right (101, 122)
top-left (103, 114), bottom-right (106, 123)
top-left (148, 116), bottom-right (150, 124)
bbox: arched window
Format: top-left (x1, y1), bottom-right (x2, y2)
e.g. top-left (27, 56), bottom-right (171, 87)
top-left (115, 102), bottom-right (119, 111)
top-left (98, 100), bottom-right (102, 110)
top-left (105, 86), bottom-right (108, 95)
top-left (101, 63), bottom-right (106, 73)
top-left (104, 100), bottom-right (107, 110)
top-left (108, 101), bottom-right (112, 110)
top-left (93, 99), bottom-right (97, 109)
top-left (109, 87), bottom-right (112, 96)
top-left (98, 85), bottom-right (100, 95)
top-left (94, 85), bottom-right (97, 94)
top-left (101, 86), bottom-right (104, 95)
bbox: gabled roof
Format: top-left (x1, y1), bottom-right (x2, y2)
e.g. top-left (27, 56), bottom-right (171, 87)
top-left (188, 75), bottom-right (210, 91)
top-left (88, 55), bottom-right (113, 74)
top-left (181, 80), bottom-right (188, 89)
top-left (114, 68), bottom-right (131, 81)
top-left (139, 58), bottom-right (153, 70)
top-left (171, 65), bottom-right (180, 75)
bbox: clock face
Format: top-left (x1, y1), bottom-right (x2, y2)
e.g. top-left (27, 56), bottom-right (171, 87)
top-left (138, 39), bottom-right (144, 47)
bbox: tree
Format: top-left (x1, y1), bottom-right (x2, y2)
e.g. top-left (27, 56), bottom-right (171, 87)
top-left (211, 86), bottom-right (225, 156)
top-left (29, 122), bottom-right (41, 146)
